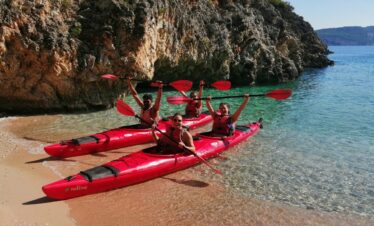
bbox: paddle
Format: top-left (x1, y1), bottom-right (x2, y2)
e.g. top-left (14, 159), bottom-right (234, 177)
top-left (115, 100), bottom-right (222, 175)
top-left (101, 74), bottom-right (193, 92)
top-left (209, 81), bottom-right (231, 91)
top-left (166, 89), bottom-right (292, 105)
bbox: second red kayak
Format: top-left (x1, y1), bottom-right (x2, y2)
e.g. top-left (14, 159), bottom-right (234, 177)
top-left (42, 119), bottom-right (262, 200)
top-left (44, 113), bottom-right (212, 158)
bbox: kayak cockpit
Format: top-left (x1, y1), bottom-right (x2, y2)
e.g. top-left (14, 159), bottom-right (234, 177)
top-left (78, 165), bottom-right (119, 182)
top-left (118, 124), bottom-right (152, 130)
top-left (142, 146), bottom-right (189, 158)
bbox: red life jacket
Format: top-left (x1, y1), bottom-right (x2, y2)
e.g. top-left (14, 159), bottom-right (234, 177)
top-left (158, 127), bottom-right (187, 152)
top-left (185, 101), bottom-right (201, 117)
top-left (212, 113), bottom-right (234, 136)
top-left (140, 106), bottom-right (159, 127)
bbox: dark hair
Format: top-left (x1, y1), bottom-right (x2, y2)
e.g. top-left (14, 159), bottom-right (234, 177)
top-left (219, 102), bottom-right (230, 109)
top-left (189, 91), bottom-right (198, 98)
top-left (142, 94), bottom-right (153, 101)
top-left (173, 112), bottom-right (183, 119)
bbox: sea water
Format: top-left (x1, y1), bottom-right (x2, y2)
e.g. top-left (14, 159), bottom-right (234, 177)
top-left (29, 46), bottom-right (374, 219)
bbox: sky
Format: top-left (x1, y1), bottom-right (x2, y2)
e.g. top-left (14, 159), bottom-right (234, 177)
top-left (286, 0), bottom-right (374, 30)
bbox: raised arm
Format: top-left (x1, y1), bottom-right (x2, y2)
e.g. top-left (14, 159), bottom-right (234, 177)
top-left (197, 80), bottom-right (205, 108)
top-left (127, 78), bottom-right (143, 107)
top-left (153, 82), bottom-right (163, 111)
top-left (231, 94), bottom-right (250, 124)
top-left (205, 96), bottom-right (215, 116)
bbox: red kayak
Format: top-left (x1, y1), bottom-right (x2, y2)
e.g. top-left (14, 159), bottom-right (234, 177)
top-left (42, 119), bottom-right (262, 200)
top-left (44, 113), bottom-right (212, 158)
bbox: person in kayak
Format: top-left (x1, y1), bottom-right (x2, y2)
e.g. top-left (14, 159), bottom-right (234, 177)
top-left (178, 80), bottom-right (205, 118)
top-left (127, 78), bottom-right (163, 128)
top-left (151, 113), bottom-right (196, 154)
top-left (205, 94), bottom-right (250, 137)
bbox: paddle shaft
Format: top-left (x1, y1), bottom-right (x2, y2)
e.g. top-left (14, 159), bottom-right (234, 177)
top-left (134, 115), bottom-right (221, 174)
top-left (132, 79), bottom-right (166, 84)
top-left (195, 94), bottom-right (265, 100)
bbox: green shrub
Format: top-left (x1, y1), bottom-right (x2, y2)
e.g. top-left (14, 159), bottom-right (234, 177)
top-left (269, 0), bottom-right (293, 10)
top-left (70, 22), bottom-right (82, 38)
top-left (159, 7), bottom-right (167, 15)
top-left (61, 0), bottom-right (73, 9)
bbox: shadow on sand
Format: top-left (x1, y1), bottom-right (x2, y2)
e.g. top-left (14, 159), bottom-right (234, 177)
top-left (163, 177), bottom-right (209, 188)
top-left (25, 156), bottom-right (76, 164)
top-left (23, 196), bottom-right (59, 205)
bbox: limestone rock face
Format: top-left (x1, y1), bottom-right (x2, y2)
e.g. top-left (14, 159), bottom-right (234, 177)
top-left (0, 0), bottom-right (332, 114)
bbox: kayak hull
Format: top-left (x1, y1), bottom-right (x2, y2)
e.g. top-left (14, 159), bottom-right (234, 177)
top-left (44, 113), bottom-right (212, 158)
top-left (42, 120), bottom-right (262, 200)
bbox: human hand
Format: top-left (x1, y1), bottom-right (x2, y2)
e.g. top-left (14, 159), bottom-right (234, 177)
top-left (178, 142), bottom-right (185, 149)
top-left (150, 81), bottom-right (163, 88)
top-left (151, 123), bottom-right (157, 131)
top-left (244, 94), bottom-right (250, 100)
top-left (199, 80), bottom-right (205, 86)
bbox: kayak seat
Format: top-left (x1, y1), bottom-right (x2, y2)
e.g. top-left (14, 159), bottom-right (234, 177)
top-left (70, 136), bottom-right (100, 145)
top-left (142, 146), bottom-right (159, 154)
top-left (79, 165), bottom-right (119, 182)
top-left (143, 146), bottom-right (183, 155)
top-left (120, 124), bottom-right (150, 129)
top-left (193, 136), bottom-right (201, 141)
top-left (236, 125), bottom-right (251, 133)
top-left (199, 131), bottom-right (213, 136)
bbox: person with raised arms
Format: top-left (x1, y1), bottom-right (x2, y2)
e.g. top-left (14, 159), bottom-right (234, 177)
top-left (127, 78), bottom-right (163, 128)
top-left (178, 80), bottom-right (205, 118)
top-left (205, 94), bottom-right (250, 137)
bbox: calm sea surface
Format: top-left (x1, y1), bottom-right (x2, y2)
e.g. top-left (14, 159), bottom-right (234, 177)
top-left (31, 46), bottom-right (374, 218)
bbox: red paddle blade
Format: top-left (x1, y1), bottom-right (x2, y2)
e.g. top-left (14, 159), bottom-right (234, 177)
top-left (115, 100), bottom-right (136, 116)
top-left (211, 81), bottom-right (231, 90)
top-left (169, 80), bottom-right (193, 91)
top-left (101, 74), bottom-right (119, 80)
top-left (166, 96), bottom-right (192, 105)
top-left (266, 89), bottom-right (292, 100)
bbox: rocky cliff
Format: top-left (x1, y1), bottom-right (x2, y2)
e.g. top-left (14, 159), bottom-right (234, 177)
top-left (0, 0), bottom-right (332, 114)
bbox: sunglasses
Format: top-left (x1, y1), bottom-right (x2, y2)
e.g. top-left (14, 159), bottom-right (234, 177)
top-left (173, 119), bottom-right (182, 122)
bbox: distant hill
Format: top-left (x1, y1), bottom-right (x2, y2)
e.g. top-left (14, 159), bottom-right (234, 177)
top-left (316, 26), bottom-right (374, 45)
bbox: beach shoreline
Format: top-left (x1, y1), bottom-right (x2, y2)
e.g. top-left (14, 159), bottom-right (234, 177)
top-left (0, 116), bottom-right (75, 226)
top-left (0, 115), bottom-right (373, 226)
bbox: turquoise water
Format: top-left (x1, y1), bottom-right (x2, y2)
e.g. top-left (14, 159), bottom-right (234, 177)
top-left (218, 46), bottom-right (374, 218)
top-left (34, 46), bottom-right (374, 218)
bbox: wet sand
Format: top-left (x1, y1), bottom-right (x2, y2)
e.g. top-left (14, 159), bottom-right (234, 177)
top-left (1, 116), bottom-right (373, 226)
top-left (0, 116), bottom-right (75, 226)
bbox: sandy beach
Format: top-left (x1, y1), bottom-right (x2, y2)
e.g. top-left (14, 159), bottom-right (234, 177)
top-left (0, 116), bottom-right (75, 226)
top-left (0, 115), bottom-right (373, 226)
